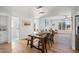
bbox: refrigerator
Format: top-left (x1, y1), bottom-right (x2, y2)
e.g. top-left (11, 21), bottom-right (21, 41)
top-left (75, 15), bottom-right (79, 49)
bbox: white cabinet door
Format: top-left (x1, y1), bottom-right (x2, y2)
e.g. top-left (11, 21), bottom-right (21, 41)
top-left (0, 15), bottom-right (8, 44)
top-left (0, 31), bottom-right (8, 43)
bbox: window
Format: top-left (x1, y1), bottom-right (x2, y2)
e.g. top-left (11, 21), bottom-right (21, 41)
top-left (58, 19), bottom-right (71, 30)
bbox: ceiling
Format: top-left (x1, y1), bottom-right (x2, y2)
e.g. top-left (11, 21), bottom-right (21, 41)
top-left (0, 6), bottom-right (79, 18)
top-left (0, 6), bottom-right (34, 18)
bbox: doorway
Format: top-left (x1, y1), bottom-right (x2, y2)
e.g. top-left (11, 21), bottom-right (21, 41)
top-left (11, 16), bottom-right (20, 42)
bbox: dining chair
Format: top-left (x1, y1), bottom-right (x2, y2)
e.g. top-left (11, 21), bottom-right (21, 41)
top-left (44, 30), bottom-right (55, 48)
top-left (49, 30), bottom-right (55, 46)
top-left (37, 33), bottom-right (50, 52)
top-left (48, 33), bottom-right (54, 47)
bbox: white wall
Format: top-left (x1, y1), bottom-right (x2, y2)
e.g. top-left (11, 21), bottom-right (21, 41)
top-left (10, 16), bottom-right (34, 40)
top-left (11, 16), bottom-right (20, 41)
top-left (7, 16), bottom-right (11, 43)
top-left (72, 15), bottom-right (75, 50)
top-left (19, 17), bottom-right (34, 39)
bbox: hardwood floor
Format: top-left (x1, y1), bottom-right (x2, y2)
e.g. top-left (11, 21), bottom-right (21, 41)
top-left (0, 42), bottom-right (11, 53)
top-left (0, 33), bottom-right (79, 53)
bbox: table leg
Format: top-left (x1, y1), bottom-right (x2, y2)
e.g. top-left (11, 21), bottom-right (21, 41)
top-left (41, 39), bottom-right (45, 53)
top-left (30, 36), bottom-right (33, 48)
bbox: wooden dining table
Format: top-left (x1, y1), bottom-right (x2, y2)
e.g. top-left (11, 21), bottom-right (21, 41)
top-left (36, 32), bottom-right (51, 36)
top-left (28, 33), bottom-right (48, 53)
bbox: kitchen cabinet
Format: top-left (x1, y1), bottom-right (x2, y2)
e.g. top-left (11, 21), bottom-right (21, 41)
top-left (0, 15), bottom-right (8, 44)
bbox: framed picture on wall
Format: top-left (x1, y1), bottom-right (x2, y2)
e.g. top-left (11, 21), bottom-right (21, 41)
top-left (22, 20), bottom-right (31, 26)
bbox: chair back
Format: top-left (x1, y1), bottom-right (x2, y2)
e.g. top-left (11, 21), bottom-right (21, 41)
top-left (51, 30), bottom-right (55, 37)
top-left (43, 33), bottom-right (50, 42)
